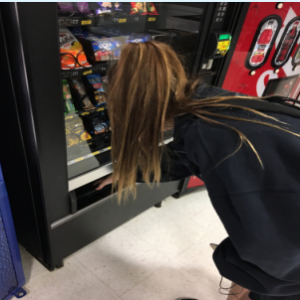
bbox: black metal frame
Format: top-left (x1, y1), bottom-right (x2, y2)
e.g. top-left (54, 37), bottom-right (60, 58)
top-left (216, 3), bottom-right (250, 87)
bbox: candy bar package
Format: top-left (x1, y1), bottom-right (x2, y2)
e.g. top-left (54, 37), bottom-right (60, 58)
top-left (71, 78), bottom-right (95, 111)
top-left (70, 27), bottom-right (127, 63)
top-left (59, 28), bottom-right (92, 70)
top-left (85, 74), bottom-right (107, 107)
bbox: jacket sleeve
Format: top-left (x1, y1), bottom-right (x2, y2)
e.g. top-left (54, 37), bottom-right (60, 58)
top-left (136, 141), bottom-right (193, 183)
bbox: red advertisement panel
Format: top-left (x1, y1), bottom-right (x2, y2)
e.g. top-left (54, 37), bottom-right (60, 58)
top-left (187, 176), bottom-right (205, 189)
top-left (222, 2), bottom-right (300, 99)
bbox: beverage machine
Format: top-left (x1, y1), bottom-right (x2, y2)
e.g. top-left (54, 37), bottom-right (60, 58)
top-left (3, 2), bottom-right (294, 270)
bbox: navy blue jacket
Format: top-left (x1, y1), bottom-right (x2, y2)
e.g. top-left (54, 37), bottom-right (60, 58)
top-left (154, 85), bottom-right (300, 296)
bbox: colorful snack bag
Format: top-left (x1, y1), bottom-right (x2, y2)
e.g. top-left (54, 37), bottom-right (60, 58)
top-left (86, 74), bottom-right (107, 106)
top-left (147, 2), bottom-right (158, 15)
top-left (72, 79), bottom-right (95, 111)
top-left (96, 2), bottom-right (113, 15)
top-left (86, 74), bottom-right (104, 91)
top-left (131, 2), bottom-right (147, 14)
top-left (126, 34), bottom-right (150, 43)
top-left (62, 80), bottom-right (76, 114)
top-left (76, 2), bottom-right (93, 15)
top-left (113, 2), bottom-right (130, 14)
top-left (94, 122), bottom-right (109, 135)
top-left (59, 28), bottom-right (92, 70)
top-left (58, 2), bottom-right (75, 14)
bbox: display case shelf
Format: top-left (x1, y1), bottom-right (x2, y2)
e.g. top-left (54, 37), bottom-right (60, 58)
top-left (58, 14), bottom-right (159, 28)
top-left (61, 62), bottom-right (108, 79)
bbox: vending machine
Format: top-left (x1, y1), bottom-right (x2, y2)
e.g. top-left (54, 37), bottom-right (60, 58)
top-left (177, 2), bottom-right (300, 197)
top-left (221, 2), bottom-right (300, 100)
top-left (0, 2), bottom-right (248, 269)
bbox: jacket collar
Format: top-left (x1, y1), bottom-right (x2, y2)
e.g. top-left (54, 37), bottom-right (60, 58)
top-left (221, 97), bottom-right (300, 119)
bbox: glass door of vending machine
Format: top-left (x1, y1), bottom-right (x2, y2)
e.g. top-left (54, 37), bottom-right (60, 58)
top-left (1, 2), bottom-right (239, 269)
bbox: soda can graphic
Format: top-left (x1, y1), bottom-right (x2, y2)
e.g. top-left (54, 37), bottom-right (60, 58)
top-left (272, 17), bottom-right (300, 68)
top-left (245, 15), bottom-right (282, 70)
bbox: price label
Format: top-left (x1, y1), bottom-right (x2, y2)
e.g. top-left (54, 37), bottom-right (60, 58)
top-left (75, 157), bottom-right (84, 162)
top-left (81, 20), bottom-right (92, 25)
top-left (148, 17), bottom-right (156, 22)
top-left (83, 70), bottom-right (93, 76)
top-left (81, 112), bottom-right (89, 116)
top-left (118, 18), bottom-right (127, 23)
top-left (97, 107), bottom-right (105, 112)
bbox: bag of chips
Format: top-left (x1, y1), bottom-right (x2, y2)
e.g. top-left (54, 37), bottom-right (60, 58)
top-left (59, 28), bottom-right (92, 70)
top-left (58, 2), bottom-right (75, 15)
top-left (76, 2), bottom-right (93, 15)
top-left (72, 79), bottom-right (95, 111)
top-left (95, 2), bottom-right (113, 15)
top-left (147, 2), bottom-right (158, 15)
top-left (85, 74), bottom-right (107, 106)
top-left (130, 2), bottom-right (147, 14)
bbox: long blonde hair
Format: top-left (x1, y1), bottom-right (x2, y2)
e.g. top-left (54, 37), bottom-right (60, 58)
top-left (107, 41), bottom-right (299, 201)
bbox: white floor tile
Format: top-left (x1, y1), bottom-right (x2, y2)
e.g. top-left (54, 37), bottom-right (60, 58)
top-left (23, 257), bottom-right (119, 300)
top-left (174, 236), bottom-right (227, 291)
top-left (123, 198), bottom-right (206, 259)
top-left (20, 189), bottom-right (229, 300)
top-left (74, 226), bottom-right (167, 296)
top-left (19, 245), bottom-right (48, 283)
top-left (121, 260), bottom-right (225, 300)
top-left (163, 190), bottom-right (225, 234)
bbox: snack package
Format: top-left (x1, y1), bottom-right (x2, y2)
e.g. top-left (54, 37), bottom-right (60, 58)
top-left (96, 2), bottom-right (113, 15)
top-left (94, 121), bottom-right (109, 135)
top-left (126, 33), bottom-right (150, 43)
top-left (76, 2), bottom-right (93, 15)
top-left (86, 74), bottom-right (104, 91)
top-left (62, 80), bottom-right (76, 114)
top-left (72, 79), bottom-right (95, 111)
top-left (65, 116), bottom-right (92, 147)
top-left (146, 2), bottom-right (158, 15)
top-left (59, 28), bottom-right (92, 70)
top-left (70, 28), bottom-right (125, 62)
top-left (113, 2), bottom-right (130, 14)
top-left (58, 2), bottom-right (75, 14)
top-left (131, 2), bottom-right (147, 14)
top-left (130, 2), bottom-right (157, 15)
top-left (86, 74), bottom-right (107, 106)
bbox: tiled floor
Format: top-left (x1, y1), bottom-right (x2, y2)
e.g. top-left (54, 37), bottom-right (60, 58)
top-left (19, 188), bottom-right (229, 300)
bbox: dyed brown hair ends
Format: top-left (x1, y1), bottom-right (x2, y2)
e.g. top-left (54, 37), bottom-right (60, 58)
top-left (107, 41), bottom-right (300, 202)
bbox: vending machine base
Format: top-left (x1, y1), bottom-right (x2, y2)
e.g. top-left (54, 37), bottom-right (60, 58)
top-left (173, 176), bottom-right (205, 198)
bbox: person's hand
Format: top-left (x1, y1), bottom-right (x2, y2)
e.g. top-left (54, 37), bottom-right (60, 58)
top-left (93, 174), bottom-right (113, 190)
